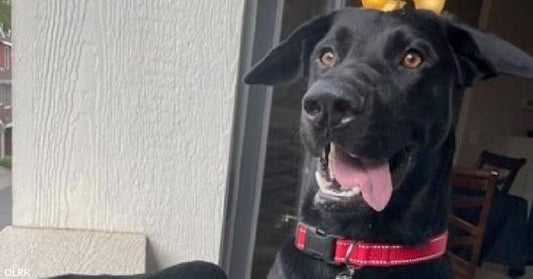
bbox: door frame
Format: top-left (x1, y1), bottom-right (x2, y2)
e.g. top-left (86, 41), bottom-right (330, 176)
top-left (220, 1), bottom-right (345, 279)
top-left (220, 1), bottom-right (284, 279)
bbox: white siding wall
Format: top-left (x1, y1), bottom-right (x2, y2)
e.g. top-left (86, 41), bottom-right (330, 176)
top-left (13, 0), bottom-right (245, 268)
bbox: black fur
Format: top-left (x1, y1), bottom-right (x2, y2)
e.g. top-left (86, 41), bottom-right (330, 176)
top-left (245, 7), bottom-right (533, 279)
top-left (49, 261), bottom-right (227, 279)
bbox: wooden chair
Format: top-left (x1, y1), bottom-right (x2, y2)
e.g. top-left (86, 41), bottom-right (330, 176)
top-left (477, 150), bottom-right (527, 194)
top-left (476, 150), bottom-right (528, 277)
top-left (448, 168), bottom-right (497, 279)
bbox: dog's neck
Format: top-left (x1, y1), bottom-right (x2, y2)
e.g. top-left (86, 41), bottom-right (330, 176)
top-left (299, 133), bottom-right (455, 246)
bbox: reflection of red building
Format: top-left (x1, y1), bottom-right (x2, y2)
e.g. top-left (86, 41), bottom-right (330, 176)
top-left (0, 29), bottom-right (12, 158)
top-left (0, 36), bottom-right (11, 73)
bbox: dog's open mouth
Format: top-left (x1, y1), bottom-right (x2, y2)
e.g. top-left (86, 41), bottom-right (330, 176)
top-left (315, 143), bottom-right (413, 212)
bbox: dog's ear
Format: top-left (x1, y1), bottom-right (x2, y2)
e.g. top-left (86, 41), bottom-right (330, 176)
top-left (244, 13), bottom-right (336, 85)
top-left (446, 21), bottom-right (533, 87)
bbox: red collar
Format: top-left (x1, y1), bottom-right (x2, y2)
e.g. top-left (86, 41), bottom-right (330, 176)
top-left (295, 222), bottom-right (447, 267)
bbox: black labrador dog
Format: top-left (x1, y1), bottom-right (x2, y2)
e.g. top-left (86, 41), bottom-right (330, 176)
top-left (244, 7), bottom-right (533, 279)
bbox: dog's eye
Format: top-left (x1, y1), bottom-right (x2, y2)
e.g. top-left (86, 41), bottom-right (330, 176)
top-left (319, 50), bottom-right (337, 68)
top-left (401, 51), bottom-right (424, 69)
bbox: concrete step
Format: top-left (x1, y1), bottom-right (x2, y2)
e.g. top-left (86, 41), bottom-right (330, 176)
top-left (0, 226), bottom-right (145, 278)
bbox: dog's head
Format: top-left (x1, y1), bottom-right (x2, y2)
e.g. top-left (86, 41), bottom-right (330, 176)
top-left (245, 8), bottom-right (533, 215)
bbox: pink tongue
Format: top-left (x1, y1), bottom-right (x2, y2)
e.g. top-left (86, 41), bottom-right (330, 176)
top-left (332, 146), bottom-right (393, 212)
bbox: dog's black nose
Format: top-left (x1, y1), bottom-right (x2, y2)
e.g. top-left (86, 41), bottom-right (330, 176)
top-left (303, 92), bottom-right (360, 128)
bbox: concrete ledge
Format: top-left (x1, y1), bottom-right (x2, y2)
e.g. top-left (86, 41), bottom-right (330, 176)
top-left (0, 226), bottom-right (145, 278)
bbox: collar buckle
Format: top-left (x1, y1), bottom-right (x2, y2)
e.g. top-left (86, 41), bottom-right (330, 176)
top-left (302, 226), bottom-right (338, 264)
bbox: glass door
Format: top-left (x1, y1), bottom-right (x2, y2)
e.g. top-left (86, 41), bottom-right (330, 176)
top-left (247, 1), bottom-right (482, 278)
top-left (250, 1), bottom-right (344, 278)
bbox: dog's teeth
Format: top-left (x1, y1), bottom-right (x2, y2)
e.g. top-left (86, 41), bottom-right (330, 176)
top-left (350, 186), bottom-right (362, 195)
top-left (320, 184), bottom-right (362, 198)
top-left (329, 144), bottom-right (335, 180)
top-left (315, 171), bottom-right (329, 189)
top-left (323, 188), bottom-right (355, 198)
